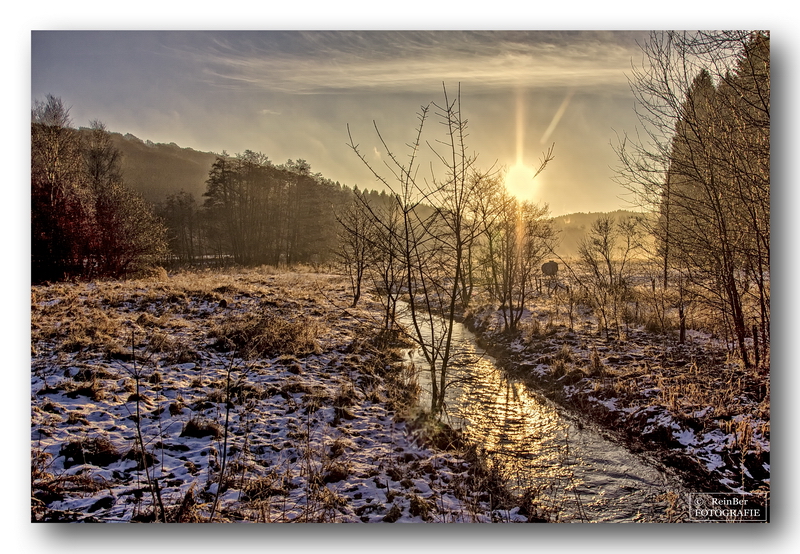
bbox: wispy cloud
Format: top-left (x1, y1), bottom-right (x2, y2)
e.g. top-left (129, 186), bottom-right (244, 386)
top-left (178, 31), bottom-right (644, 94)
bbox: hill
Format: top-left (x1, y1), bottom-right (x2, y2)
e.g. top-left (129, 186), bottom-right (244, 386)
top-left (77, 129), bottom-right (219, 205)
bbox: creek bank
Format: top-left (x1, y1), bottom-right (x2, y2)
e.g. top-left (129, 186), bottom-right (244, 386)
top-left (460, 307), bottom-right (770, 501)
top-left (395, 302), bottom-right (710, 522)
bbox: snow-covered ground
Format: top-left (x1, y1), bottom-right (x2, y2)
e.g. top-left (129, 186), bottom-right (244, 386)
top-left (31, 269), bottom-right (529, 523)
top-left (30, 268), bottom-right (769, 523)
top-left (465, 295), bottom-right (770, 500)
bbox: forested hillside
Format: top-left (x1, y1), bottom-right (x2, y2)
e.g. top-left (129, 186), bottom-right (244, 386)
top-left (85, 130), bottom-right (218, 205)
top-left (38, 113), bottom-right (655, 282)
top-left (73, 128), bottom-right (649, 265)
top-left (101, 130), bottom-right (643, 263)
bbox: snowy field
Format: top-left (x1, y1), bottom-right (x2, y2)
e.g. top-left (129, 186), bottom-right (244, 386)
top-left (30, 267), bottom-right (769, 523)
top-left (465, 295), bottom-right (770, 501)
top-left (31, 269), bottom-right (530, 523)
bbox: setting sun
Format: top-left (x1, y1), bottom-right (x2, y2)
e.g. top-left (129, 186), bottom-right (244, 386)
top-left (504, 163), bottom-right (540, 202)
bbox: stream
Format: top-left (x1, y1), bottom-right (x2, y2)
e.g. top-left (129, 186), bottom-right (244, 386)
top-left (398, 306), bottom-right (688, 522)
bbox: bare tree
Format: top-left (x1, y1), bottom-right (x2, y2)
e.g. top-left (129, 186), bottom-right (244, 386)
top-left (159, 191), bottom-right (202, 266)
top-left (335, 190), bottom-right (374, 308)
top-left (31, 95), bottom-right (90, 281)
top-left (485, 192), bottom-right (557, 333)
top-left (614, 31), bottom-right (769, 367)
top-left (82, 121), bottom-right (168, 278)
top-left (366, 193), bottom-right (407, 333)
top-left (31, 98), bottom-right (167, 281)
top-left (576, 215), bottom-right (643, 339)
top-left (348, 84), bottom-right (488, 414)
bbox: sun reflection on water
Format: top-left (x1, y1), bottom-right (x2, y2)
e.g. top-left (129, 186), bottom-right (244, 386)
top-left (401, 307), bottom-right (686, 522)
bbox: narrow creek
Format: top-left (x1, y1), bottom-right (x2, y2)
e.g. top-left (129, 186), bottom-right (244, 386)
top-left (398, 306), bottom-right (688, 522)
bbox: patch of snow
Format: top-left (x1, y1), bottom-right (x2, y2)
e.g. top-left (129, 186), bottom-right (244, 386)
top-left (673, 428), bottom-right (696, 446)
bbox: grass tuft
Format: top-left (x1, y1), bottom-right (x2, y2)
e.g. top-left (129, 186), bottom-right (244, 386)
top-left (180, 417), bottom-right (223, 439)
top-left (209, 312), bottom-right (321, 358)
top-left (59, 436), bottom-right (121, 469)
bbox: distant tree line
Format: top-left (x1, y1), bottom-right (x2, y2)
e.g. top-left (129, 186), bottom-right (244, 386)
top-left (158, 155), bottom-right (390, 268)
top-left (32, 95), bottom-right (167, 283)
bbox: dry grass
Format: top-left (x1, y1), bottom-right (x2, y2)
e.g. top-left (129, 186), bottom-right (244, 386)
top-left (33, 267), bottom-right (647, 523)
top-left (588, 348), bottom-right (605, 377)
top-left (180, 417), bottom-right (223, 439)
top-left (208, 312), bottom-right (321, 359)
top-left (59, 436), bottom-right (122, 469)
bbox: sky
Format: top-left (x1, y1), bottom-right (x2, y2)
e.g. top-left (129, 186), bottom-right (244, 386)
top-left (31, 30), bottom-right (651, 216)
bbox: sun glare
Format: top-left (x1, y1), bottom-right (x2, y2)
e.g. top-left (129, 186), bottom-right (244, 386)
top-left (504, 164), bottom-right (539, 202)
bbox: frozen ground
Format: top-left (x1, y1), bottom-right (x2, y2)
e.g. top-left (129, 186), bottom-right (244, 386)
top-left (30, 269), bottom-right (528, 523)
top-left (30, 268), bottom-right (769, 523)
top-left (465, 295), bottom-right (770, 500)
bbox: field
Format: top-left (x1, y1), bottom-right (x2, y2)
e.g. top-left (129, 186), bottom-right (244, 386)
top-left (30, 266), bottom-right (769, 523)
top-left (31, 268), bottom-right (540, 523)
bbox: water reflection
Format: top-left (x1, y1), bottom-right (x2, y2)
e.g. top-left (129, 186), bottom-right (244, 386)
top-left (400, 308), bottom-right (685, 522)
